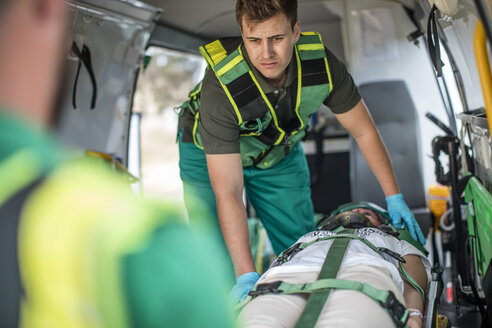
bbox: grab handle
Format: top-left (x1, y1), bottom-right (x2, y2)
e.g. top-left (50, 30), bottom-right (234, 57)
top-left (474, 20), bottom-right (492, 133)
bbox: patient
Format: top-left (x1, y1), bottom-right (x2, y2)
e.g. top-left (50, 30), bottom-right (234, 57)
top-left (238, 203), bottom-right (430, 328)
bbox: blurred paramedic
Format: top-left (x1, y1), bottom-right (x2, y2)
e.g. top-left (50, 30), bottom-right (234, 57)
top-left (0, 0), bottom-right (234, 327)
top-left (177, 0), bottom-right (426, 303)
top-left (238, 206), bottom-right (429, 328)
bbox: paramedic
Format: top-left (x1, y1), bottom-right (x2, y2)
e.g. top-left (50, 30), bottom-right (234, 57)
top-left (238, 205), bottom-right (429, 328)
top-left (0, 0), bottom-right (233, 327)
top-left (177, 0), bottom-right (426, 302)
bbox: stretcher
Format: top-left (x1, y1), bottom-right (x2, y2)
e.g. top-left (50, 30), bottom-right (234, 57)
top-left (246, 203), bottom-right (447, 327)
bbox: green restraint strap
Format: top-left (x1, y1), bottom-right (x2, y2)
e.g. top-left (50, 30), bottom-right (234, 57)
top-left (245, 229), bottom-right (411, 328)
top-left (240, 227), bottom-right (419, 327)
top-left (294, 236), bottom-right (351, 328)
top-left (250, 278), bottom-right (409, 327)
top-left (260, 279), bottom-right (393, 297)
top-left (398, 261), bottom-right (426, 302)
top-left (275, 233), bottom-right (424, 303)
top-left (275, 231), bottom-right (391, 266)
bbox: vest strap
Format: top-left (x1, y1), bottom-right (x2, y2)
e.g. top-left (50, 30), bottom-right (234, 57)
top-left (0, 150), bottom-right (45, 327)
top-left (0, 177), bottom-right (44, 328)
top-left (192, 33), bottom-right (332, 168)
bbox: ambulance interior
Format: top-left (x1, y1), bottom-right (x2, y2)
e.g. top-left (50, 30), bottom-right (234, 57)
top-left (58, 0), bottom-right (491, 327)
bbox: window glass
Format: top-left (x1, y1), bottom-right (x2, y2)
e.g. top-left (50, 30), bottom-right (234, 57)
top-left (439, 42), bottom-right (465, 133)
top-left (132, 46), bottom-right (206, 205)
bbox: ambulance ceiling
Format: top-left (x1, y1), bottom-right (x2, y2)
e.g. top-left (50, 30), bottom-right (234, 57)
top-left (140, 0), bottom-right (416, 41)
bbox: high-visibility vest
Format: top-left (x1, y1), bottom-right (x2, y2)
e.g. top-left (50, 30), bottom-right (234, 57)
top-left (180, 32), bottom-right (333, 168)
top-left (0, 151), bottom-right (181, 328)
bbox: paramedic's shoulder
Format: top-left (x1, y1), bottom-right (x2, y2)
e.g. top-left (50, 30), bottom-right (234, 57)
top-left (323, 47), bottom-right (361, 114)
top-left (199, 67), bottom-right (241, 154)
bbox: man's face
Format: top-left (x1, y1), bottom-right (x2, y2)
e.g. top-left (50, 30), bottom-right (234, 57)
top-left (0, 0), bottom-right (67, 124)
top-left (241, 13), bottom-right (300, 87)
top-left (352, 208), bottom-right (382, 226)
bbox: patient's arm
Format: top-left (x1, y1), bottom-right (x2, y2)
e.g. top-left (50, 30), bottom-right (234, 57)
top-left (402, 254), bottom-right (428, 328)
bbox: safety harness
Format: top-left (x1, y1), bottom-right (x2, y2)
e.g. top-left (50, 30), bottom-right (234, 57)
top-left (238, 203), bottom-right (429, 328)
top-left (177, 81), bottom-right (203, 146)
top-left (177, 32), bottom-right (333, 168)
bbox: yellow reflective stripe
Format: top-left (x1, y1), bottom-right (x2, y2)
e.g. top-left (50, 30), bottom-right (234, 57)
top-left (292, 47), bottom-right (303, 134)
top-left (255, 228), bottom-right (267, 274)
top-left (301, 31), bottom-right (318, 36)
top-left (0, 150), bottom-right (41, 206)
top-left (199, 46), bottom-right (216, 68)
top-left (242, 131), bottom-right (261, 136)
top-left (238, 47), bottom-right (285, 144)
top-left (192, 113), bottom-right (204, 149)
top-left (325, 57), bottom-right (333, 93)
top-left (316, 32), bottom-right (333, 93)
top-left (200, 43), bottom-right (243, 125)
top-left (189, 82), bottom-right (202, 98)
top-left (217, 55), bottom-right (243, 77)
top-left (297, 43), bottom-right (325, 51)
top-left (203, 40), bottom-right (227, 65)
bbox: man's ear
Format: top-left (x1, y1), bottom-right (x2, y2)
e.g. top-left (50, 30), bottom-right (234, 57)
top-left (293, 20), bottom-right (301, 43)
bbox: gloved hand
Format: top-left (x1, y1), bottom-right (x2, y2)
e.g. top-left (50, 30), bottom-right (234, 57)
top-left (386, 193), bottom-right (426, 245)
top-left (230, 272), bottom-right (260, 305)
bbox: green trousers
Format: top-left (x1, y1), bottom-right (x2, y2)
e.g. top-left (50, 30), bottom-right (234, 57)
top-left (178, 137), bottom-right (315, 256)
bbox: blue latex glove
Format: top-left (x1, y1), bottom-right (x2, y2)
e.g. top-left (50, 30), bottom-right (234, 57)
top-left (230, 272), bottom-right (260, 304)
top-left (386, 193), bottom-right (426, 245)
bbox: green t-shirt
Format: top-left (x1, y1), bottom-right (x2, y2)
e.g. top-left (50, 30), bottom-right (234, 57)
top-left (0, 110), bottom-right (235, 328)
top-left (179, 38), bottom-right (361, 154)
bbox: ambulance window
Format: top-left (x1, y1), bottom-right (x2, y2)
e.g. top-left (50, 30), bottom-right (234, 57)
top-left (435, 42), bottom-right (465, 133)
top-left (129, 46), bottom-right (206, 207)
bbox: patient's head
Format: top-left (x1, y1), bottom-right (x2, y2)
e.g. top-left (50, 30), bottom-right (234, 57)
top-left (351, 208), bottom-right (382, 226)
top-left (317, 206), bottom-right (384, 231)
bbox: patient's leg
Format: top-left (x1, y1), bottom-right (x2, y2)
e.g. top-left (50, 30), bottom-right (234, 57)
top-left (238, 271), bottom-right (317, 328)
top-left (238, 265), bottom-right (405, 328)
top-left (317, 265), bottom-right (405, 328)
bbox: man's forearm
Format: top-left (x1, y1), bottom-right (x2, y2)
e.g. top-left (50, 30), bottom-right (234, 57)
top-left (216, 193), bottom-right (256, 277)
top-left (206, 153), bottom-right (256, 277)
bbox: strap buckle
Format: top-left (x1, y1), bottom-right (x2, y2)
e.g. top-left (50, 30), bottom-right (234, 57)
top-left (378, 247), bottom-right (406, 263)
top-left (274, 242), bottom-right (302, 266)
top-left (248, 281), bottom-right (283, 297)
top-left (381, 291), bottom-right (409, 328)
top-left (379, 224), bottom-right (400, 237)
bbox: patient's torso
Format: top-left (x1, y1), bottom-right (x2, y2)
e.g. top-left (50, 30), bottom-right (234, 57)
top-left (261, 228), bottom-right (430, 294)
